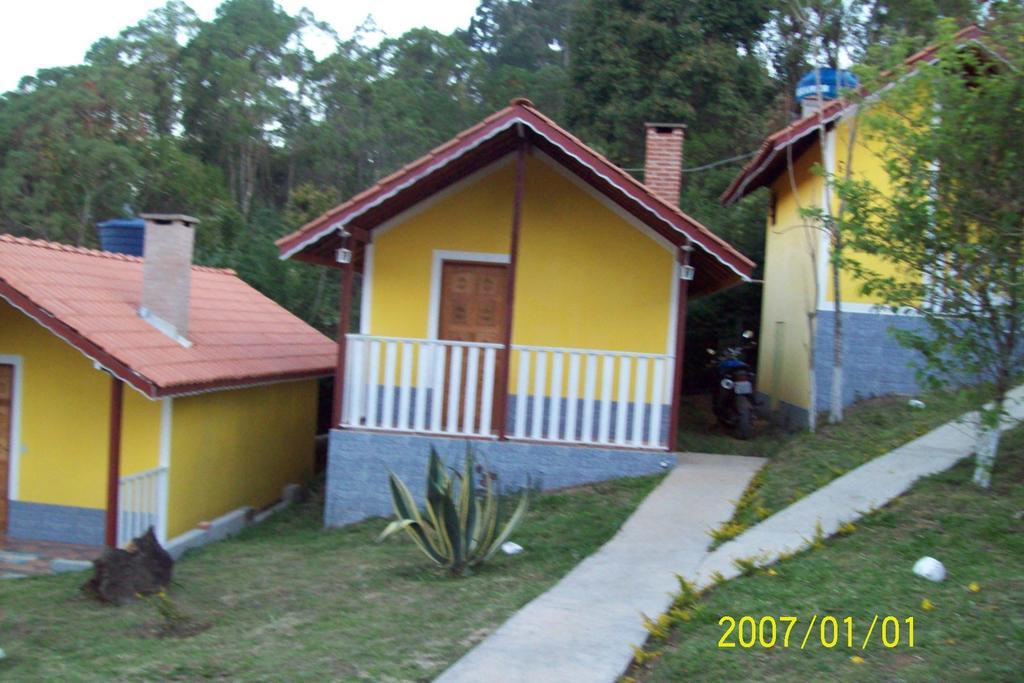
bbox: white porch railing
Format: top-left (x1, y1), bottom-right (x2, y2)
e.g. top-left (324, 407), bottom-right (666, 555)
top-left (344, 335), bottom-right (503, 437)
top-left (118, 466), bottom-right (168, 547)
top-left (342, 334), bottom-right (673, 449)
top-left (509, 345), bottom-right (673, 449)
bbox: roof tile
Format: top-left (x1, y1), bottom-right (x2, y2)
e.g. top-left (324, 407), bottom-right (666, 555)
top-left (0, 234), bottom-right (336, 396)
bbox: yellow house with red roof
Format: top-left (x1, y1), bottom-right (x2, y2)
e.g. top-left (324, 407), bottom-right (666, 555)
top-left (721, 26), bottom-right (985, 427)
top-left (276, 100), bottom-right (756, 526)
top-left (0, 215), bottom-right (335, 551)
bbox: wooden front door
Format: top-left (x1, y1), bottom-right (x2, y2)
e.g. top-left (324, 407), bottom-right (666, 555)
top-left (438, 262), bottom-right (509, 431)
top-left (0, 364), bottom-right (13, 534)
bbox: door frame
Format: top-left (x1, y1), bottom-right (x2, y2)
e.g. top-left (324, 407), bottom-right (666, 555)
top-left (0, 355), bottom-right (24, 528)
top-left (427, 250), bottom-right (510, 340)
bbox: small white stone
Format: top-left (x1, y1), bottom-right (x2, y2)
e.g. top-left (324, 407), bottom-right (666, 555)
top-left (659, 460), bottom-right (672, 469)
top-left (908, 399), bottom-right (926, 409)
top-left (501, 541), bottom-right (524, 555)
top-left (913, 556), bottom-right (946, 582)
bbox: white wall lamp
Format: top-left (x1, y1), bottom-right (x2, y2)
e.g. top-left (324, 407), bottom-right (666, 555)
top-left (680, 242), bottom-right (695, 280)
top-left (335, 226), bottom-right (352, 264)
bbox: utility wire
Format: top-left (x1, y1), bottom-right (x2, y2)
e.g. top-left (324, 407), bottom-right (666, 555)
top-left (623, 149), bottom-right (758, 175)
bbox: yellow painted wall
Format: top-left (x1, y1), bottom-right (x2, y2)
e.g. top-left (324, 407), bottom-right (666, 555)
top-left (367, 151), bottom-right (675, 400)
top-left (166, 379), bottom-right (317, 538)
top-left (825, 113), bottom-right (901, 304)
top-left (756, 141), bottom-right (823, 411)
top-left (0, 300), bottom-right (160, 510)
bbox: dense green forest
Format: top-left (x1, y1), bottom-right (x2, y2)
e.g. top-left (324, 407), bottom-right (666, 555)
top-left (0, 0), bottom-right (987, 372)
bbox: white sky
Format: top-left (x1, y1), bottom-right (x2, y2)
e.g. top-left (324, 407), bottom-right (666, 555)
top-left (0, 0), bottom-right (481, 92)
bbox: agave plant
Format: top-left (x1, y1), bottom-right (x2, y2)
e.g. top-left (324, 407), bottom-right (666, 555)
top-left (378, 448), bottom-right (529, 576)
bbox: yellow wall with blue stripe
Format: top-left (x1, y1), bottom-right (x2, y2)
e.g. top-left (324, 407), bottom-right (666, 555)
top-left (757, 108), bottom-right (917, 412)
top-left (1, 299), bottom-right (318, 540)
top-left (0, 300), bottom-right (160, 509)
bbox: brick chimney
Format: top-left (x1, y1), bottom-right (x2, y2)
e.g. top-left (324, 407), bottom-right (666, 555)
top-left (644, 122), bottom-right (686, 204)
top-left (138, 213), bottom-right (197, 346)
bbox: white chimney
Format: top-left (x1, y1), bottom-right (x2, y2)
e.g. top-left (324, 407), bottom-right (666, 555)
top-left (801, 95), bottom-right (826, 118)
top-left (644, 122), bottom-right (686, 205)
top-left (138, 213), bottom-right (197, 347)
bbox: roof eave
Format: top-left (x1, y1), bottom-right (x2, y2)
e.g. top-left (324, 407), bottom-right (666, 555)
top-left (279, 103), bottom-right (755, 284)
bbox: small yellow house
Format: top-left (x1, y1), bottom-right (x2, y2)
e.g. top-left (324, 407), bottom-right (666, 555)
top-left (720, 26), bottom-right (984, 427)
top-left (277, 99), bottom-right (756, 526)
top-left (0, 215), bottom-right (335, 550)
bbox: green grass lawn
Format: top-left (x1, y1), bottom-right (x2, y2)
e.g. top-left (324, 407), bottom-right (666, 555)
top-left (677, 391), bottom-right (968, 544)
top-left (627, 425), bottom-right (1024, 682)
top-left (0, 475), bottom-right (661, 681)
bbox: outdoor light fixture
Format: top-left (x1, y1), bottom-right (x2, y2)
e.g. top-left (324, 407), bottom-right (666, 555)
top-left (680, 240), bottom-right (695, 280)
top-left (335, 225), bottom-right (352, 264)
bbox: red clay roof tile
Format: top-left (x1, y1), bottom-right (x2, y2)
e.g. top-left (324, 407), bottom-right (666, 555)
top-left (0, 234), bottom-right (336, 397)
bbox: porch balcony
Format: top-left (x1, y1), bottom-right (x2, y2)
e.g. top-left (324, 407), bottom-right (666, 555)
top-left (340, 334), bottom-right (674, 450)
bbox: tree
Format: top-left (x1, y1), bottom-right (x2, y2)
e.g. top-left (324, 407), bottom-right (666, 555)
top-left (460, 0), bottom-right (574, 115)
top-left (567, 0), bottom-right (778, 385)
top-left (0, 65), bottom-right (143, 245)
top-left (180, 0), bottom-right (304, 218)
top-left (837, 17), bottom-right (1024, 486)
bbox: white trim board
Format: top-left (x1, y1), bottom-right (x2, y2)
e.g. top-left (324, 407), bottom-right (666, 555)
top-left (817, 301), bottom-right (919, 316)
top-left (427, 251), bottom-right (511, 340)
top-left (0, 354), bottom-right (24, 502)
top-left (359, 243), bottom-right (374, 335)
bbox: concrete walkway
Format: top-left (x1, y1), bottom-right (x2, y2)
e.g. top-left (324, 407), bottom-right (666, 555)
top-left (438, 386), bottom-right (1024, 682)
top-left (437, 452), bottom-right (764, 683)
top-left (692, 385), bottom-right (1024, 588)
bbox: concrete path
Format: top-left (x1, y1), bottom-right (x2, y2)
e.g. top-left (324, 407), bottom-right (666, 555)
top-left (436, 452), bottom-right (765, 683)
top-left (691, 385), bottom-right (1024, 588)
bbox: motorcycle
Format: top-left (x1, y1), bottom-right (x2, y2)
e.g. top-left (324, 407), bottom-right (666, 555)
top-left (707, 330), bottom-right (758, 439)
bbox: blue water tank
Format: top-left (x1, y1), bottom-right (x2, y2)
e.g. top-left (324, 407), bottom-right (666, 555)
top-left (795, 68), bottom-right (858, 102)
top-left (96, 218), bottom-right (146, 256)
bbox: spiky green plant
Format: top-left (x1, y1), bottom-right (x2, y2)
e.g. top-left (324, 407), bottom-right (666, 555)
top-left (377, 448), bottom-right (528, 577)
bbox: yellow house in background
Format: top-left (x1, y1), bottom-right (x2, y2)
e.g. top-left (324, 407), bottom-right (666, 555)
top-left (277, 99), bottom-right (756, 526)
top-left (0, 216), bottom-right (335, 551)
top-left (721, 26), bottom-right (984, 427)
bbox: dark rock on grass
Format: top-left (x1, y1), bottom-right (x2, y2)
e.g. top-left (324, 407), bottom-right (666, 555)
top-left (81, 528), bottom-right (174, 605)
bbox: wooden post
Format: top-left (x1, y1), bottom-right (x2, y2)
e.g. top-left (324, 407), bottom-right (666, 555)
top-left (667, 242), bottom-right (692, 452)
top-left (332, 256), bottom-right (355, 428)
top-left (104, 376), bottom-right (124, 548)
top-left (495, 142), bottom-right (527, 439)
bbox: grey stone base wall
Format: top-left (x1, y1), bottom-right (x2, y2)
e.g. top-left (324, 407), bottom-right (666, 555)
top-left (813, 309), bottom-right (928, 411)
top-left (324, 429), bottom-right (675, 527)
top-left (6, 501), bottom-right (105, 545)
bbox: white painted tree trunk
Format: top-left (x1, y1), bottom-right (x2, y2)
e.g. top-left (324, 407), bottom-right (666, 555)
top-left (972, 422), bottom-right (1002, 488)
top-left (829, 364), bottom-right (843, 423)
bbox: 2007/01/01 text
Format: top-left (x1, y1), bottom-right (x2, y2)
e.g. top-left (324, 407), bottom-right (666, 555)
top-left (718, 615), bottom-right (915, 649)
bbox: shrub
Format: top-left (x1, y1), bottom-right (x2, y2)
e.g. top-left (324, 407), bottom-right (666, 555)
top-left (378, 448), bottom-right (528, 577)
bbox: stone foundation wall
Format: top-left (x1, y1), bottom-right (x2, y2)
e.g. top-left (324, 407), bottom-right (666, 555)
top-left (323, 430), bottom-right (674, 527)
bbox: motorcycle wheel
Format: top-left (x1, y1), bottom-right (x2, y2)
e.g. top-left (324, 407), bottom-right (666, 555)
top-left (736, 396), bottom-right (752, 440)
